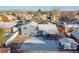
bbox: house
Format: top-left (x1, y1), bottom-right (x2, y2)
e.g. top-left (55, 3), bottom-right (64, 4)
top-left (74, 19), bottom-right (79, 24)
top-left (0, 22), bottom-right (18, 46)
top-left (57, 22), bottom-right (69, 35)
top-left (74, 15), bottom-right (79, 19)
top-left (51, 15), bottom-right (59, 23)
top-left (25, 14), bottom-right (33, 21)
top-left (47, 14), bottom-right (52, 22)
top-left (40, 14), bottom-right (48, 20)
top-left (59, 37), bottom-right (78, 50)
top-left (29, 21), bottom-right (38, 27)
top-left (57, 22), bottom-right (79, 35)
top-left (0, 22), bottom-right (17, 33)
top-left (5, 31), bottom-right (19, 46)
top-left (66, 24), bottom-right (79, 29)
top-left (33, 14), bottom-right (48, 23)
top-left (38, 22), bottom-right (59, 35)
top-left (19, 21), bottom-right (38, 36)
top-left (0, 15), bottom-right (17, 22)
top-left (71, 29), bottom-right (79, 43)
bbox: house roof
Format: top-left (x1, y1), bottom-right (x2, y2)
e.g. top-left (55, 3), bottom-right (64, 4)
top-left (71, 29), bottom-right (79, 40)
top-left (20, 21), bottom-right (38, 28)
top-left (29, 21), bottom-right (38, 27)
top-left (66, 24), bottom-right (79, 29)
top-left (38, 22), bottom-right (59, 34)
top-left (0, 22), bottom-right (17, 28)
top-left (74, 19), bottom-right (79, 24)
top-left (3, 15), bottom-right (16, 20)
top-left (59, 37), bottom-right (78, 45)
top-left (56, 22), bottom-right (66, 27)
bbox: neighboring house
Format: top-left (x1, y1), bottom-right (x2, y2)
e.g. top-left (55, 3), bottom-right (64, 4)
top-left (71, 29), bottom-right (79, 43)
top-left (57, 22), bottom-right (67, 35)
top-left (74, 15), bottom-right (79, 19)
top-left (40, 14), bottom-right (48, 20)
top-left (47, 14), bottom-right (52, 22)
top-left (19, 21), bottom-right (38, 36)
top-left (66, 24), bottom-right (79, 29)
top-left (25, 14), bottom-right (33, 20)
top-left (57, 22), bottom-right (79, 35)
top-left (51, 15), bottom-right (59, 23)
top-left (66, 24), bottom-right (79, 32)
top-left (0, 22), bottom-right (17, 33)
top-left (38, 22), bottom-right (59, 35)
top-left (59, 37), bottom-right (78, 50)
top-left (74, 19), bottom-right (79, 24)
top-left (29, 21), bottom-right (38, 28)
top-left (5, 31), bottom-right (19, 46)
top-left (19, 21), bottom-right (59, 37)
top-left (0, 22), bottom-right (18, 46)
top-left (0, 15), bottom-right (17, 22)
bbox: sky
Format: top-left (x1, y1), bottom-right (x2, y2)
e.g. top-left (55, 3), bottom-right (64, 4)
top-left (0, 6), bottom-right (79, 11)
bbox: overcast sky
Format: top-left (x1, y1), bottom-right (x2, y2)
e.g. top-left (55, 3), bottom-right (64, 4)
top-left (0, 6), bottom-right (79, 11)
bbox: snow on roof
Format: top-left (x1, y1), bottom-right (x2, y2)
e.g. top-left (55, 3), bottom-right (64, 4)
top-left (0, 22), bottom-right (17, 28)
top-left (24, 37), bottom-right (46, 44)
top-left (74, 19), bottom-right (79, 23)
top-left (59, 37), bottom-right (78, 45)
top-left (38, 22), bottom-right (59, 34)
top-left (66, 24), bottom-right (79, 29)
top-left (20, 21), bottom-right (38, 29)
top-left (71, 29), bottom-right (79, 40)
top-left (29, 21), bottom-right (38, 27)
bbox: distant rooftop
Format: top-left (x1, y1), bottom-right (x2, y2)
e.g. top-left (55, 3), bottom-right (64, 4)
top-left (0, 22), bottom-right (17, 28)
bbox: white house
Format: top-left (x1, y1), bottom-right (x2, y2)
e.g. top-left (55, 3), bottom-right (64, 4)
top-left (59, 37), bottom-right (78, 50)
top-left (38, 22), bottom-right (59, 35)
top-left (19, 21), bottom-right (38, 36)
